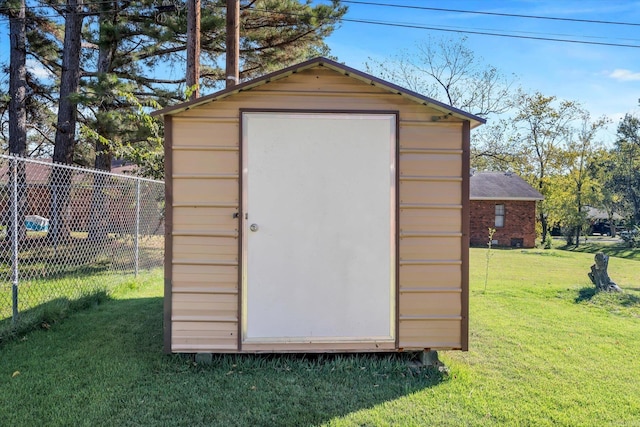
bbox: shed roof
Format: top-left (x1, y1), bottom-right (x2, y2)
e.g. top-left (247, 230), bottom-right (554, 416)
top-left (470, 171), bottom-right (544, 201)
top-left (152, 57), bottom-right (486, 128)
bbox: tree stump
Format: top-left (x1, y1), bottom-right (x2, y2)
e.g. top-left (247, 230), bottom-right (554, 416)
top-left (588, 252), bottom-right (622, 292)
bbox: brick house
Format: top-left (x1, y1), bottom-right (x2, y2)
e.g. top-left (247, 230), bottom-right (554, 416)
top-left (0, 160), bottom-right (161, 234)
top-left (469, 171), bottom-right (543, 248)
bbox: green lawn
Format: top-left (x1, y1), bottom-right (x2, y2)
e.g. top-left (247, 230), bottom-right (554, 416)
top-left (0, 234), bottom-right (163, 340)
top-left (0, 249), bottom-right (639, 426)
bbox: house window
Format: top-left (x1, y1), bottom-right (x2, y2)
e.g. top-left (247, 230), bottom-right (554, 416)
top-left (495, 204), bottom-right (505, 227)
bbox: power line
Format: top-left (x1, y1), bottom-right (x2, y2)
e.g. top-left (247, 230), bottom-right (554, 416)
top-left (2, 3), bottom-right (640, 50)
top-left (5, 0), bottom-right (639, 29)
top-left (333, 16), bottom-right (640, 44)
top-left (243, 7), bottom-right (640, 47)
top-left (339, 17), bottom-right (640, 49)
top-left (339, 0), bottom-right (640, 27)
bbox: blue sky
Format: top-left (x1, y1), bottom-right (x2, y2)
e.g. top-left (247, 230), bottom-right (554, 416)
top-left (317, 0), bottom-right (640, 144)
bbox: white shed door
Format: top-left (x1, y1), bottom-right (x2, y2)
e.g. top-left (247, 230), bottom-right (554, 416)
top-left (242, 112), bottom-right (396, 344)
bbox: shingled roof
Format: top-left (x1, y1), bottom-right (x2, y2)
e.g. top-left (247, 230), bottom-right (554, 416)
top-left (470, 171), bottom-right (544, 201)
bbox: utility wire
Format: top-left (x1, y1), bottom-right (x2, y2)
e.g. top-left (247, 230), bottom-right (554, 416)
top-left (1, 3), bottom-right (640, 49)
top-left (339, 0), bottom-right (640, 27)
top-left (329, 15), bottom-right (640, 44)
top-left (4, 0), bottom-right (640, 28)
top-left (340, 17), bottom-right (640, 49)
top-left (7, 0), bottom-right (639, 29)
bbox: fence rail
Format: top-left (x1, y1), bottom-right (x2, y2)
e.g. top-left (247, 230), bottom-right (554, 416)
top-left (0, 154), bottom-right (164, 337)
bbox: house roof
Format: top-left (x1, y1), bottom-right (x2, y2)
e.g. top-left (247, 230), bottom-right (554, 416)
top-left (584, 206), bottom-right (623, 221)
top-left (0, 156), bottom-right (150, 186)
top-left (470, 171), bottom-right (544, 201)
top-left (151, 57), bottom-right (486, 128)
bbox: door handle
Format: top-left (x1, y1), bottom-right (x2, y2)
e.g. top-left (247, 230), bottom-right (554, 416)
top-left (249, 224), bottom-right (259, 232)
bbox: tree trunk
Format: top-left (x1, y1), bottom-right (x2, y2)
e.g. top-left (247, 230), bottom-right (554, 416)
top-left (632, 190), bottom-right (640, 225)
top-left (88, 128), bottom-right (111, 241)
top-left (588, 253), bottom-right (622, 292)
top-left (575, 185), bottom-right (582, 247)
top-left (93, 0), bottom-right (116, 173)
top-left (88, 5), bottom-right (116, 241)
top-left (53, 0), bottom-right (83, 166)
top-left (609, 212), bottom-right (617, 238)
top-left (539, 209), bottom-right (548, 243)
top-left (50, 0), bottom-right (84, 242)
top-left (187, 0), bottom-right (201, 98)
top-left (8, 0), bottom-right (28, 243)
top-left (9, 0), bottom-right (27, 158)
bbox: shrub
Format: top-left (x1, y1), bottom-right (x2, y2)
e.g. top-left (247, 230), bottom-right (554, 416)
top-left (620, 226), bottom-right (640, 248)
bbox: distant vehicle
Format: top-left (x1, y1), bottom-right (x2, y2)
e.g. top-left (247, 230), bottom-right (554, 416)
top-left (590, 221), bottom-right (611, 236)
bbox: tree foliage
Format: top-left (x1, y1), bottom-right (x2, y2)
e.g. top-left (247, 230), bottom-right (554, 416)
top-left (609, 114), bottom-right (640, 225)
top-left (540, 112), bottom-right (609, 245)
top-left (508, 92), bottom-right (587, 239)
top-left (365, 35), bottom-right (640, 244)
top-left (1, 0), bottom-right (347, 176)
top-left (472, 91), bottom-right (612, 245)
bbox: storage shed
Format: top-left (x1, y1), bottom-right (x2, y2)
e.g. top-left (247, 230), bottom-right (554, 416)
top-left (153, 57), bottom-right (485, 354)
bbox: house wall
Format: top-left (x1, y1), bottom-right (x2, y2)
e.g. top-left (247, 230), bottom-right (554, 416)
top-left (167, 66), bottom-right (469, 353)
top-left (469, 200), bottom-right (537, 248)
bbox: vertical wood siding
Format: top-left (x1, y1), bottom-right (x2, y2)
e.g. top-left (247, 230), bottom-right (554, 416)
top-left (169, 67), bottom-right (466, 352)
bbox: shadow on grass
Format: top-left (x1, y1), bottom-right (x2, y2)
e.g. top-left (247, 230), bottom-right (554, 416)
top-left (574, 286), bottom-right (640, 309)
top-left (575, 287), bottom-right (597, 303)
top-left (168, 351), bottom-right (448, 425)
top-left (616, 293), bottom-right (640, 307)
top-left (0, 290), bottom-right (109, 345)
top-left (0, 293), bottom-right (447, 426)
top-left (519, 249), bottom-right (567, 257)
top-left (561, 242), bottom-right (640, 261)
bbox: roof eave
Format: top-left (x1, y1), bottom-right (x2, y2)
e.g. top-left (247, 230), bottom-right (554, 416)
top-left (318, 60), bottom-right (486, 128)
top-left (470, 196), bottom-right (544, 201)
top-left (151, 57), bottom-right (487, 128)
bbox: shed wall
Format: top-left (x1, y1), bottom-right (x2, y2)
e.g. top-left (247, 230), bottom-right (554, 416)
top-left (168, 67), bottom-right (467, 352)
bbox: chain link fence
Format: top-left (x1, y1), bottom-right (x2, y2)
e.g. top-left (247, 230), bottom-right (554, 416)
top-left (0, 154), bottom-right (164, 338)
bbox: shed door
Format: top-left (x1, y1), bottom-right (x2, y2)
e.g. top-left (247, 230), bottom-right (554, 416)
top-left (241, 112), bottom-right (396, 345)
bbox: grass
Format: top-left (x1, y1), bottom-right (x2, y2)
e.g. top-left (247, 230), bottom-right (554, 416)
top-left (1, 249), bottom-right (639, 426)
top-left (0, 269), bottom-right (157, 343)
top-left (562, 241), bottom-right (640, 261)
top-left (0, 233), bottom-right (164, 278)
top-left (554, 235), bottom-right (640, 261)
top-left (0, 233), bottom-right (163, 340)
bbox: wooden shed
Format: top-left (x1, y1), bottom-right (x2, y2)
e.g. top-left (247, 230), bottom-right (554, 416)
top-left (153, 57), bottom-right (485, 354)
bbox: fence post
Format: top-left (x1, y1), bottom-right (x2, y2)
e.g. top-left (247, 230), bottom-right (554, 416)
top-left (11, 157), bottom-right (19, 324)
top-left (135, 179), bottom-right (140, 277)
